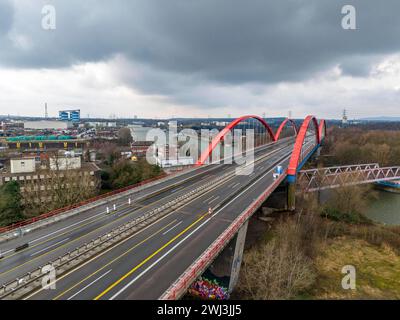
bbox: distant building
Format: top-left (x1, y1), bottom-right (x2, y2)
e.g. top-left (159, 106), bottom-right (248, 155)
top-left (0, 160), bottom-right (100, 201)
top-left (59, 109), bottom-right (81, 123)
top-left (214, 121), bottom-right (229, 127)
top-left (49, 157), bottom-right (81, 171)
top-left (87, 121), bottom-right (117, 128)
top-left (156, 156), bottom-right (194, 168)
top-left (342, 109), bottom-right (348, 126)
top-left (131, 141), bottom-right (153, 158)
top-left (24, 120), bottom-right (73, 130)
top-left (5, 136), bottom-right (88, 153)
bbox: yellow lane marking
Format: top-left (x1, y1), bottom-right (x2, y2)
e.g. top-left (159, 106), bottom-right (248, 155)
top-left (51, 219), bottom-right (178, 300)
top-left (94, 212), bottom-right (209, 300)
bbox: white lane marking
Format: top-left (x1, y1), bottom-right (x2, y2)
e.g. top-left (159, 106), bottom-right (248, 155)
top-left (171, 186), bottom-right (185, 194)
top-left (231, 183), bottom-right (241, 189)
top-left (227, 182), bottom-right (236, 188)
top-left (162, 221), bottom-right (183, 236)
top-left (207, 196), bottom-right (220, 205)
top-left (30, 238), bottom-right (70, 257)
top-left (204, 195), bottom-right (214, 203)
top-left (67, 269), bottom-right (113, 300)
top-left (109, 217), bottom-right (212, 300)
top-left (0, 249), bottom-right (14, 256)
top-left (30, 211), bottom-right (107, 244)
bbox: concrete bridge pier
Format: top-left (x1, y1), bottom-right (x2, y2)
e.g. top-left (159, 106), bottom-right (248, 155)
top-left (206, 220), bottom-right (249, 293)
top-left (262, 182), bottom-right (288, 211)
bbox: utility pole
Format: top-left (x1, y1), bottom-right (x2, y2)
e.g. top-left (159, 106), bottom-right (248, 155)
top-left (45, 103), bottom-right (48, 119)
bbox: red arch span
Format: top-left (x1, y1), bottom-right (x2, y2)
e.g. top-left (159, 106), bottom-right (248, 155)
top-left (318, 119), bottom-right (327, 141)
top-left (275, 118), bottom-right (298, 140)
top-left (287, 115), bottom-right (322, 176)
top-left (196, 115), bottom-right (276, 165)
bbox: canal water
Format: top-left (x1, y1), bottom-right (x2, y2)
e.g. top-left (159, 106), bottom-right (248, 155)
top-left (364, 191), bottom-right (400, 225)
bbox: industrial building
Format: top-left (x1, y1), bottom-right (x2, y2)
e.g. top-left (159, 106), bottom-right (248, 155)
top-left (156, 156), bottom-right (194, 168)
top-left (49, 156), bottom-right (81, 171)
top-left (24, 120), bottom-right (73, 130)
top-left (5, 136), bottom-right (88, 152)
top-left (10, 158), bottom-right (36, 174)
top-left (0, 157), bottom-right (99, 200)
top-left (131, 141), bottom-right (153, 158)
top-left (59, 109), bottom-right (81, 123)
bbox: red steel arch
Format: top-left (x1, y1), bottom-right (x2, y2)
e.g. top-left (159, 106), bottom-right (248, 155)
top-left (318, 119), bottom-right (327, 141)
top-left (196, 115), bottom-right (276, 165)
top-left (287, 115), bottom-right (321, 176)
top-left (274, 118), bottom-right (298, 140)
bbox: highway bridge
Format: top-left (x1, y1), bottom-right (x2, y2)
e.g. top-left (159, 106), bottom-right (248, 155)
top-left (0, 115), bottom-right (326, 300)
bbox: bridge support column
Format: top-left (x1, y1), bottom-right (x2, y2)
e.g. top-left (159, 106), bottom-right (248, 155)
top-left (287, 175), bottom-right (296, 211)
top-left (206, 220), bottom-right (249, 294)
top-left (228, 220), bottom-right (249, 292)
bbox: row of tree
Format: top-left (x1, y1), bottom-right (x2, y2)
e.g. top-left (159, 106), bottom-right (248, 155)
top-left (0, 182), bottom-right (24, 227)
top-left (101, 159), bottom-right (163, 191)
top-left (321, 127), bottom-right (400, 167)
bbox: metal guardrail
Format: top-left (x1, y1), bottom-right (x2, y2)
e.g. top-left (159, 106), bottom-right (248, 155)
top-left (0, 174), bottom-right (169, 234)
top-left (0, 168), bottom-right (236, 300)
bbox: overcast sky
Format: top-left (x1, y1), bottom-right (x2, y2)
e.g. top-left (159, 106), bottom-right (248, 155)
top-left (0, 0), bottom-right (399, 119)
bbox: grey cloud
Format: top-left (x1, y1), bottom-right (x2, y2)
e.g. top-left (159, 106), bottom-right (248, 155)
top-left (0, 0), bottom-right (13, 35)
top-left (1, 0), bottom-right (400, 109)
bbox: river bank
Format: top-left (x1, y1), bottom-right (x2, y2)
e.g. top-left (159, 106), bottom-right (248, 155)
top-left (364, 190), bottom-right (400, 225)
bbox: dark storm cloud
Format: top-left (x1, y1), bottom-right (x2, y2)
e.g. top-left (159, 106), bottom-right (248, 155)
top-left (2, 0), bottom-right (400, 101)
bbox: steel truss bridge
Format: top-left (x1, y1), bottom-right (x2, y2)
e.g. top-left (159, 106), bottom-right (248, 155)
top-left (298, 163), bottom-right (400, 192)
top-left (0, 115), bottom-right (327, 300)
